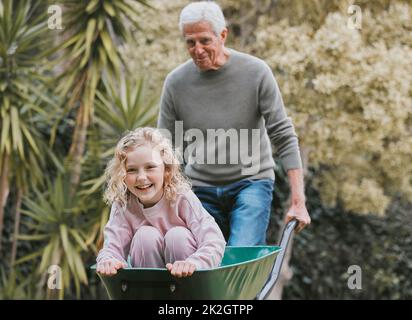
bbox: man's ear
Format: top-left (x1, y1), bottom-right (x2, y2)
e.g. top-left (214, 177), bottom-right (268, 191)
top-left (220, 27), bottom-right (228, 43)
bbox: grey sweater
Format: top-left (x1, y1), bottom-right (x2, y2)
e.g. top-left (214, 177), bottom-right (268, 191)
top-left (157, 49), bottom-right (302, 186)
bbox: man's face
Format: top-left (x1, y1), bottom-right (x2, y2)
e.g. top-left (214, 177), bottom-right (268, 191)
top-left (183, 21), bottom-right (227, 71)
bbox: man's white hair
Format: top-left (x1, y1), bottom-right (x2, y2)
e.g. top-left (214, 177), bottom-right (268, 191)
top-left (179, 1), bottom-right (226, 36)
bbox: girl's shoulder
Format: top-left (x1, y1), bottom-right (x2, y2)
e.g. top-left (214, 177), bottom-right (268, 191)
top-left (174, 188), bottom-right (197, 201)
top-left (171, 190), bottom-right (203, 222)
top-left (173, 189), bottom-right (202, 210)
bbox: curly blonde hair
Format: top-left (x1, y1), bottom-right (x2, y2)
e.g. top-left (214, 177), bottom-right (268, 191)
top-left (104, 127), bottom-right (191, 207)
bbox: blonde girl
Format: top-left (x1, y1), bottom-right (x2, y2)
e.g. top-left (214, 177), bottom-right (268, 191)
top-left (96, 127), bottom-right (226, 278)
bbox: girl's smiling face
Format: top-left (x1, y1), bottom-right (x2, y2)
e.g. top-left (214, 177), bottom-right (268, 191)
top-left (124, 144), bottom-right (165, 208)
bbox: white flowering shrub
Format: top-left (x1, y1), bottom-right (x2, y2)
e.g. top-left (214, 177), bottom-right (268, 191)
top-left (122, 0), bottom-right (188, 95)
top-left (253, 4), bottom-right (412, 215)
top-left (122, 0), bottom-right (412, 216)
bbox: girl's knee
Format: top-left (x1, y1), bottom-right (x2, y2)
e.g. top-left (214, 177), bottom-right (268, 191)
top-left (131, 226), bottom-right (163, 248)
top-left (130, 226), bottom-right (164, 268)
top-left (164, 227), bottom-right (196, 263)
top-left (164, 226), bottom-right (192, 243)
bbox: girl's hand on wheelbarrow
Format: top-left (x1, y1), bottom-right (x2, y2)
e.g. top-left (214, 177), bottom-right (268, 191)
top-left (96, 259), bottom-right (128, 276)
top-left (166, 261), bottom-right (196, 278)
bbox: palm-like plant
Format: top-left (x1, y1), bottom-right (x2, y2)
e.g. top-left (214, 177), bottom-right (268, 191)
top-left (0, 265), bottom-right (42, 299)
top-left (96, 75), bottom-right (159, 149)
top-left (0, 0), bottom-right (58, 252)
top-left (16, 174), bottom-right (98, 299)
top-left (80, 74), bottom-right (158, 195)
top-left (52, 0), bottom-right (152, 194)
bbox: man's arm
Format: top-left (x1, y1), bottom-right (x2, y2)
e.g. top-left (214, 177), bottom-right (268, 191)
top-left (286, 168), bottom-right (311, 232)
top-left (257, 63), bottom-right (311, 232)
top-left (157, 75), bottom-right (177, 145)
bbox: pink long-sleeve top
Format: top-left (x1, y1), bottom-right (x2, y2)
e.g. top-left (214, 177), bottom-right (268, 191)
top-left (96, 189), bottom-right (226, 269)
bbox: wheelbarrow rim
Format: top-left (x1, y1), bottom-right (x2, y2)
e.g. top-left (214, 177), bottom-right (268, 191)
top-left (91, 245), bottom-right (281, 273)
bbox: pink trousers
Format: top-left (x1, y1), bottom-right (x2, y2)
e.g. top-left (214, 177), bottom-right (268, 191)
top-left (129, 226), bottom-right (197, 268)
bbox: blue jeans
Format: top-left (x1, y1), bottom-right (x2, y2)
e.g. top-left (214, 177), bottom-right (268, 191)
top-left (192, 179), bottom-right (274, 246)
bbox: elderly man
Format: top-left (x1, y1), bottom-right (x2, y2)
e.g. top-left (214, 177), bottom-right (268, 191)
top-left (157, 1), bottom-right (310, 246)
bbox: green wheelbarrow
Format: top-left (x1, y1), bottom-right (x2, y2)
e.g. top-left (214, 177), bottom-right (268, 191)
top-left (91, 220), bottom-right (297, 300)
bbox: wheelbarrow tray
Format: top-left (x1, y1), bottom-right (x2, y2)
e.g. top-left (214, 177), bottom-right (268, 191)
top-left (91, 245), bottom-right (281, 300)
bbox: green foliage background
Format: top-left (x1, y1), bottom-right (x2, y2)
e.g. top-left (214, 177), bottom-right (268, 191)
top-left (0, 0), bottom-right (411, 299)
top-left (269, 164), bottom-right (412, 299)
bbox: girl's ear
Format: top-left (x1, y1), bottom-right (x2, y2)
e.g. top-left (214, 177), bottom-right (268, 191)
top-left (164, 166), bottom-right (171, 178)
top-left (164, 166), bottom-right (173, 184)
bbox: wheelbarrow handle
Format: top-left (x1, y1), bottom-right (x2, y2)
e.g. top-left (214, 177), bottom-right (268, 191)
top-left (256, 219), bottom-right (298, 300)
